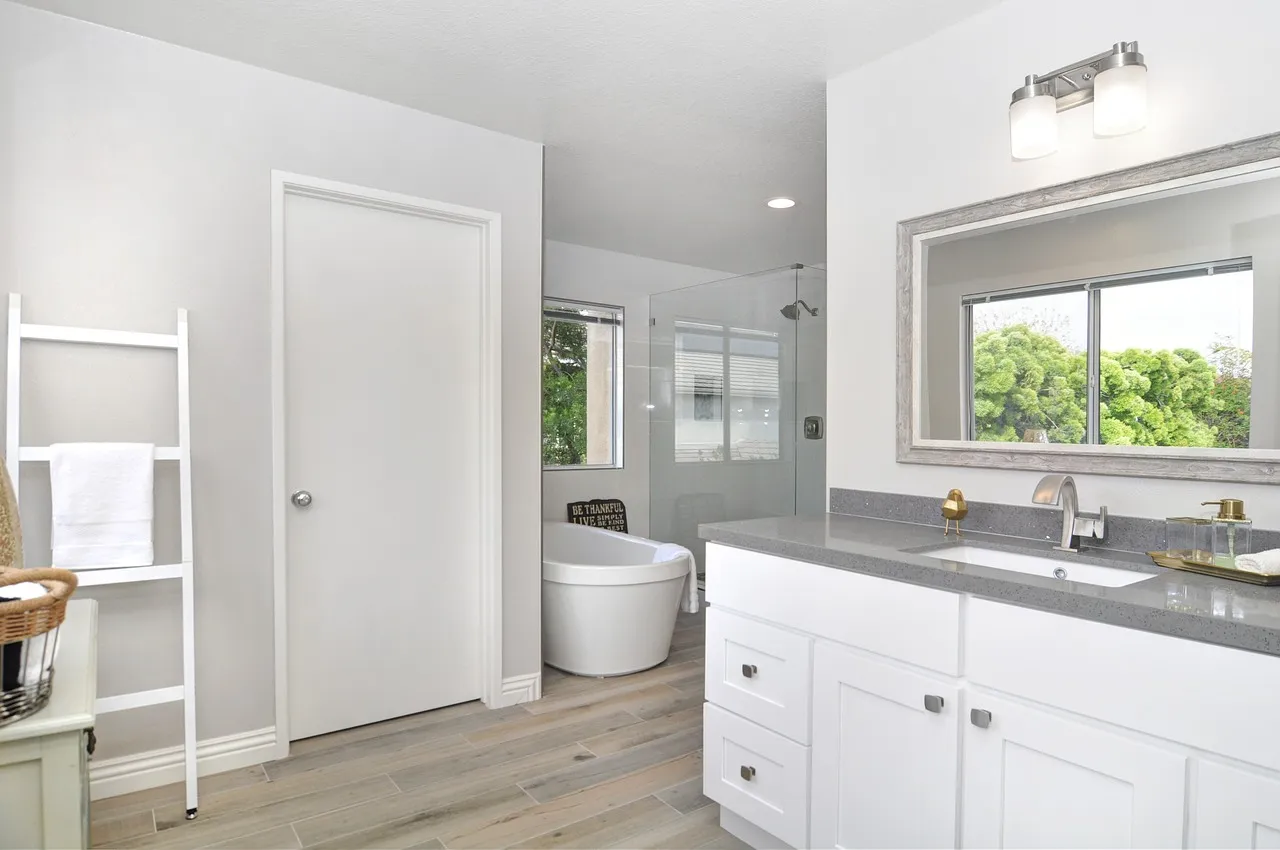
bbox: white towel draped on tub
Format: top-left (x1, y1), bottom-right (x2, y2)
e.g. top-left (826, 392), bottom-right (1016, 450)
top-left (50, 443), bottom-right (155, 568)
top-left (655, 542), bottom-right (700, 614)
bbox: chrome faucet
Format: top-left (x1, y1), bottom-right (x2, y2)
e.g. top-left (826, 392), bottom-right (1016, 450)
top-left (1032, 474), bottom-right (1107, 552)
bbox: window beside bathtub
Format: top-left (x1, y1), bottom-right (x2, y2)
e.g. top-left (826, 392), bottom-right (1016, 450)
top-left (542, 298), bottom-right (624, 469)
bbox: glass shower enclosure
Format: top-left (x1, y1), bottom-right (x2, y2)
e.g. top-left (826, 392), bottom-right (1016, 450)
top-left (649, 264), bottom-right (826, 571)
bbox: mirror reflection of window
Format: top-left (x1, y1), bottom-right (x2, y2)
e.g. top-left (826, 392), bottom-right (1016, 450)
top-left (963, 261), bottom-right (1253, 449)
top-left (1098, 268), bottom-right (1252, 449)
top-left (968, 291), bottom-right (1088, 444)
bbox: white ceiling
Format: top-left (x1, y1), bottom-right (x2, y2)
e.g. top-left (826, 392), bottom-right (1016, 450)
top-left (13, 0), bottom-right (1000, 272)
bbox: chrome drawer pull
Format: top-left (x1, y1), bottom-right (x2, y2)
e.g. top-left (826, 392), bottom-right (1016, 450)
top-left (741, 663), bottom-right (758, 678)
top-left (740, 765), bottom-right (757, 781)
top-left (923, 694), bottom-right (944, 714)
top-left (971, 708), bottom-right (992, 728)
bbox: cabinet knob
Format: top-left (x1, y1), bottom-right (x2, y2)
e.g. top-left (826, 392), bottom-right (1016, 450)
top-left (741, 663), bottom-right (758, 678)
top-left (923, 694), bottom-right (944, 714)
top-left (970, 708), bottom-right (992, 728)
top-left (740, 765), bottom-right (757, 781)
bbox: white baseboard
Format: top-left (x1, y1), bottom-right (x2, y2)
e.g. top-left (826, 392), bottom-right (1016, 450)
top-left (89, 726), bottom-right (277, 801)
top-left (496, 672), bottom-right (542, 707)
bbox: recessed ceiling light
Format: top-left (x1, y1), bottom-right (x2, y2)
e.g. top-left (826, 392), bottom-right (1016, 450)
top-left (767, 197), bottom-right (796, 209)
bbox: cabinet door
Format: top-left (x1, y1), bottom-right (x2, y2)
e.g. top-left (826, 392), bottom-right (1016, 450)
top-left (1193, 760), bottom-right (1280, 848)
top-left (810, 642), bottom-right (959, 849)
top-left (963, 693), bottom-right (1186, 848)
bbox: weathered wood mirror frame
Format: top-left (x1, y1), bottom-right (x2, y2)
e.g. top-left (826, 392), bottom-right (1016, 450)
top-left (897, 133), bottom-right (1280, 483)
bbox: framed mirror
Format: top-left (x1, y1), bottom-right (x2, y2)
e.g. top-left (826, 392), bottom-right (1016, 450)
top-left (898, 133), bottom-right (1280, 482)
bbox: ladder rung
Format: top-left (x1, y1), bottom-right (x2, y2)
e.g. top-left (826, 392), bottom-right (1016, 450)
top-left (20, 322), bottom-right (180, 350)
top-left (74, 563), bottom-right (185, 586)
top-left (97, 685), bottom-right (184, 714)
top-left (19, 446), bottom-right (181, 461)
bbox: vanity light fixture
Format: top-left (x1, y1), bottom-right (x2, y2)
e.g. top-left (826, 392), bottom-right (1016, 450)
top-left (1010, 41), bottom-right (1147, 160)
top-left (767, 197), bottom-right (796, 209)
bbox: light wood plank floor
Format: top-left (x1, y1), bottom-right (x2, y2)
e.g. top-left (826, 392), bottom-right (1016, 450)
top-left (93, 607), bottom-right (743, 850)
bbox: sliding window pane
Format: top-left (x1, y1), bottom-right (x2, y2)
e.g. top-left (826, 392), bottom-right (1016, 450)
top-left (1099, 270), bottom-right (1253, 448)
top-left (542, 300), bottom-right (622, 467)
top-left (970, 292), bottom-right (1088, 444)
top-left (728, 330), bottom-right (781, 460)
top-left (674, 321), bottom-right (725, 462)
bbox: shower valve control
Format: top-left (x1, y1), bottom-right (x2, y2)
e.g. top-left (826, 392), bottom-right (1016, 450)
top-left (804, 416), bottom-right (825, 440)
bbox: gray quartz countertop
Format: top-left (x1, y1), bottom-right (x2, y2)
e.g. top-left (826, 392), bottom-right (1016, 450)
top-left (700, 513), bottom-right (1280, 657)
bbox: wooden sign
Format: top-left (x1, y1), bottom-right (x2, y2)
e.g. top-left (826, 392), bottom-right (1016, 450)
top-left (567, 499), bottom-right (628, 534)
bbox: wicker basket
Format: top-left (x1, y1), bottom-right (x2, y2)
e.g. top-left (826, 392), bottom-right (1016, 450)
top-left (0, 567), bottom-right (78, 726)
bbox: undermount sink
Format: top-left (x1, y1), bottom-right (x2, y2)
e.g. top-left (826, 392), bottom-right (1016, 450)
top-left (925, 545), bottom-right (1156, 588)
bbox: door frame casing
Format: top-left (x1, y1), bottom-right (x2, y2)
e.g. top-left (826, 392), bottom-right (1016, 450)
top-left (270, 171), bottom-right (503, 758)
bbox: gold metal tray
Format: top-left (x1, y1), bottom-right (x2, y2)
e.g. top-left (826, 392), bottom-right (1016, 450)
top-left (1147, 551), bottom-right (1280, 586)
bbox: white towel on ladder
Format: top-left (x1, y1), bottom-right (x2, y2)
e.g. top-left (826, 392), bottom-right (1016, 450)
top-left (50, 443), bottom-right (155, 568)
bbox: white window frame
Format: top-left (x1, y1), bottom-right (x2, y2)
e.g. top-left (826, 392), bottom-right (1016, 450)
top-left (541, 297), bottom-right (624, 470)
top-left (962, 257), bottom-right (1253, 444)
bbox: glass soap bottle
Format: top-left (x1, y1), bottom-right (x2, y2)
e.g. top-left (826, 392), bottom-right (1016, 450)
top-left (1165, 516), bottom-right (1213, 564)
top-left (1203, 499), bottom-right (1252, 569)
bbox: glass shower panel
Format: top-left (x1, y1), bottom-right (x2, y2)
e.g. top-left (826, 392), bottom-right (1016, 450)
top-left (650, 265), bottom-right (826, 569)
top-left (794, 265), bottom-right (827, 517)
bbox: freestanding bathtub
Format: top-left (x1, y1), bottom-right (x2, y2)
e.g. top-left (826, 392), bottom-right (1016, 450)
top-left (542, 521), bottom-right (692, 677)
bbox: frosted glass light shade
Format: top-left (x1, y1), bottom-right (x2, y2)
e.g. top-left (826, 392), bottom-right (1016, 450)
top-left (1010, 95), bottom-right (1058, 160)
top-left (1094, 63), bottom-right (1147, 136)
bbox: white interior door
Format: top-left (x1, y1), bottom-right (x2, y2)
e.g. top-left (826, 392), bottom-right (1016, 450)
top-left (283, 186), bottom-right (484, 740)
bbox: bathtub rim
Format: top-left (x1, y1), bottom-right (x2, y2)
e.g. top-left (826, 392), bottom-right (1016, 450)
top-left (542, 557), bottom-right (690, 587)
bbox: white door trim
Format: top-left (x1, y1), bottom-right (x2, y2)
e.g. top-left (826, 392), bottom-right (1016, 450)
top-left (270, 171), bottom-right (503, 759)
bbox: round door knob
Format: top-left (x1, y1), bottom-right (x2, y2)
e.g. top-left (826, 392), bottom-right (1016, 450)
top-left (291, 490), bottom-right (313, 508)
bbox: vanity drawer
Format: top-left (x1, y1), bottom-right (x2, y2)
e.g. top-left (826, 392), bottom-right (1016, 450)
top-left (703, 703), bottom-right (810, 849)
top-left (706, 543), bottom-right (961, 675)
top-left (967, 598), bottom-right (1280, 772)
top-left (706, 608), bottom-right (813, 743)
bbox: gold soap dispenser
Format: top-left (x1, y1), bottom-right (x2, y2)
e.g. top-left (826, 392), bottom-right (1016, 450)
top-left (1202, 499), bottom-right (1252, 568)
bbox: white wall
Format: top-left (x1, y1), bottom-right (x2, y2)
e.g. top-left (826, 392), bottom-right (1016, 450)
top-left (0, 1), bottom-right (543, 761)
top-left (541, 241), bottom-right (727, 537)
top-left (828, 0), bottom-right (1280, 528)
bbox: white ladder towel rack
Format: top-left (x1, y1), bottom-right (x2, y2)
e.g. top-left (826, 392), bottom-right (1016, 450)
top-left (4, 293), bottom-right (199, 818)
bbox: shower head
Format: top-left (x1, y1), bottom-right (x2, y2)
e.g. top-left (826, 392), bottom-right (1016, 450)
top-left (780, 300), bottom-right (819, 320)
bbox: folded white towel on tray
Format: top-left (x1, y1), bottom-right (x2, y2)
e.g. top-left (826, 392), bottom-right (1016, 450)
top-left (656, 542), bottom-right (700, 614)
top-left (1234, 549), bottom-right (1280, 576)
top-left (50, 443), bottom-right (155, 568)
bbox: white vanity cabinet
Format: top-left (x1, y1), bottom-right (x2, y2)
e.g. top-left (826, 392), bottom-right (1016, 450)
top-left (810, 643), bottom-right (959, 849)
top-left (0, 600), bottom-right (98, 850)
top-left (703, 542), bottom-right (1280, 850)
top-left (962, 692), bottom-right (1186, 848)
top-left (1192, 761), bottom-right (1280, 848)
